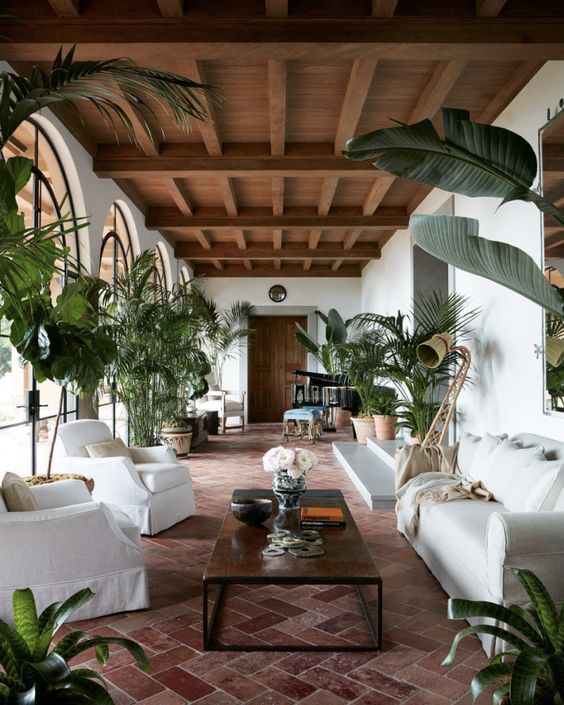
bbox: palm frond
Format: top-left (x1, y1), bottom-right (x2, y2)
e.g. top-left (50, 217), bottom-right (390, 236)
top-left (0, 46), bottom-right (220, 149)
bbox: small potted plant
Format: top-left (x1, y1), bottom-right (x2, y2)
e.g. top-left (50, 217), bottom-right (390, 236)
top-left (372, 390), bottom-right (399, 440)
top-left (160, 417), bottom-right (192, 457)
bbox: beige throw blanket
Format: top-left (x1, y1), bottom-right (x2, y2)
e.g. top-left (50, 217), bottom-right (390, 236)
top-left (394, 443), bottom-right (492, 542)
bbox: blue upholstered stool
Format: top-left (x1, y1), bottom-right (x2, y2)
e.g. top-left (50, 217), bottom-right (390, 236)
top-left (283, 407), bottom-right (323, 443)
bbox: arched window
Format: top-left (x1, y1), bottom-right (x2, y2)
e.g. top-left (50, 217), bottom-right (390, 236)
top-left (153, 243), bottom-right (170, 290)
top-left (99, 203), bottom-right (133, 286)
top-left (0, 119), bottom-right (79, 476)
top-left (98, 204), bottom-right (133, 440)
top-left (179, 265), bottom-right (191, 286)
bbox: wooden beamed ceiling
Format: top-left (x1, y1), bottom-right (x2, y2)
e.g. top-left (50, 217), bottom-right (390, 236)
top-left (2, 0), bottom-right (563, 276)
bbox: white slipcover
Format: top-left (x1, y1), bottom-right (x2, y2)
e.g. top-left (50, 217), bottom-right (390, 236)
top-left (196, 389), bottom-right (245, 432)
top-left (0, 479), bottom-right (148, 622)
top-left (397, 431), bottom-right (564, 656)
top-left (55, 420), bottom-right (196, 535)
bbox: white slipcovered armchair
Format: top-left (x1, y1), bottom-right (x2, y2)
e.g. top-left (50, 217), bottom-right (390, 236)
top-left (0, 478), bottom-right (148, 622)
top-left (55, 420), bottom-right (196, 535)
top-left (196, 389), bottom-right (246, 432)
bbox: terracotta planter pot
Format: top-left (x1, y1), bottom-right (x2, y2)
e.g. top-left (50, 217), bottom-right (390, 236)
top-left (24, 474), bottom-right (95, 494)
top-left (335, 408), bottom-right (352, 430)
top-left (373, 415), bottom-right (398, 441)
top-left (161, 431), bottom-right (192, 458)
top-left (351, 417), bottom-right (375, 444)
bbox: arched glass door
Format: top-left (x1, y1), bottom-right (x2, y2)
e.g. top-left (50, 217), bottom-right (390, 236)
top-left (0, 120), bottom-right (79, 476)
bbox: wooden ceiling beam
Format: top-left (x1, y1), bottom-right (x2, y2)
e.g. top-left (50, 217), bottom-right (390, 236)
top-left (343, 229), bottom-right (363, 250)
top-left (272, 177), bottom-right (284, 216)
top-left (235, 230), bottom-right (247, 249)
top-left (166, 178), bottom-right (193, 216)
top-left (363, 175), bottom-right (396, 215)
top-left (408, 60), bottom-right (466, 123)
top-left (194, 230), bottom-right (212, 249)
top-left (331, 259), bottom-right (344, 271)
top-left (308, 229), bottom-right (322, 249)
top-left (303, 259), bottom-right (312, 271)
top-left (46, 0), bottom-right (79, 17)
top-left (478, 61), bottom-right (544, 124)
top-left (174, 243), bottom-right (381, 259)
top-left (149, 207), bottom-right (408, 230)
top-left (212, 260), bottom-right (224, 271)
top-left (6, 19), bottom-right (564, 63)
top-left (243, 259), bottom-right (253, 271)
top-left (273, 229), bottom-right (283, 249)
top-left (194, 264), bottom-right (362, 278)
top-left (274, 259), bottom-right (281, 270)
top-left (268, 60), bottom-right (286, 156)
top-left (371, 0), bottom-right (398, 16)
top-left (334, 59), bottom-right (378, 154)
top-left (177, 60), bottom-right (222, 155)
top-left (94, 147), bottom-right (381, 177)
top-left (218, 177), bottom-right (238, 216)
top-left (318, 177), bottom-right (339, 217)
top-left (475, 0), bottom-right (507, 17)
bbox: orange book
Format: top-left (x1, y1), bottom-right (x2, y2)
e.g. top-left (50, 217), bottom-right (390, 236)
top-left (300, 506), bottom-right (346, 527)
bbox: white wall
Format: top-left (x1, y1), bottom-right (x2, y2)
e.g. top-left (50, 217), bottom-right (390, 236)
top-left (202, 277), bottom-right (362, 394)
top-left (360, 60), bottom-right (564, 440)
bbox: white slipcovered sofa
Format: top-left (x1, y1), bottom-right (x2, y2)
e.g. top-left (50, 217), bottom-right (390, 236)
top-left (55, 420), bottom-right (196, 535)
top-left (397, 431), bottom-right (564, 656)
top-left (0, 478), bottom-right (149, 622)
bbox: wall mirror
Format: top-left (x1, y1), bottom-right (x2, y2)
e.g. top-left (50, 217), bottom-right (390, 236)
top-left (540, 107), bottom-right (564, 414)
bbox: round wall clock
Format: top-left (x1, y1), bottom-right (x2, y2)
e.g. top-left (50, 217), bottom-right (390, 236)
top-left (268, 284), bottom-right (287, 303)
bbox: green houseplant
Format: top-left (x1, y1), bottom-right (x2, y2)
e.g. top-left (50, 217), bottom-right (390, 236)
top-left (355, 292), bottom-right (479, 442)
top-left (0, 587), bottom-right (149, 704)
top-left (372, 389), bottom-right (400, 441)
top-left (101, 252), bottom-right (211, 447)
top-left (343, 107), bottom-right (564, 320)
top-left (295, 308), bottom-right (362, 376)
top-left (443, 567), bottom-right (564, 705)
top-left (0, 47), bottom-right (216, 476)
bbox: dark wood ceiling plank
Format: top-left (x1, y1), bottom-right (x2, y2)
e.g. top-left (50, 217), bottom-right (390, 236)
top-left (318, 177), bottom-right (339, 216)
top-left (265, 0), bottom-right (288, 17)
top-left (166, 178), bottom-right (193, 215)
top-left (477, 61), bottom-right (544, 123)
top-left (334, 59), bottom-right (378, 153)
top-left (308, 228), bottom-right (322, 249)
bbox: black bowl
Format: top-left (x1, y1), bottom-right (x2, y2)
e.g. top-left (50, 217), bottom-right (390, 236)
top-left (231, 497), bottom-right (273, 525)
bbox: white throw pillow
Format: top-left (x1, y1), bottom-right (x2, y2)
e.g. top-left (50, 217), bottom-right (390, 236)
top-left (468, 433), bottom-right (508, 485)
top-left (525, 461), bottom-right (564, 511)
top-left (485, 439), bottom-right (547, 511)
top-left (85, 437), bottom-right (132, 459)
top-left (457, 432), bottom-right (482, 476)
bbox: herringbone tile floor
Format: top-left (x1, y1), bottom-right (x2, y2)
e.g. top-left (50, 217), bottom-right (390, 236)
top-left (72, 424), bottom-right (487, 704)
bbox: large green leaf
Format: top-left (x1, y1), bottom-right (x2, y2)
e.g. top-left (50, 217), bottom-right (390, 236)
top-left (12, 590), bottom-right (38, 654)
top-left (326, 309), bottom-right (348, 344)
top-left (23, 651), bottom-right (70, 686)
top-left (511, 569), bottom-right (559, 649)
top-left (343, 108), bottom-right (564, 224)
top-left (411, 214), bottom-right (564, 319)
top-left (510, 648), bottom-right (548, 705)
top-left (34, 589), bottom-right (94, 660)
top-left (471, 662), bottom-right (513, 701)
top-left (442, 623), bottom-right (532, 668)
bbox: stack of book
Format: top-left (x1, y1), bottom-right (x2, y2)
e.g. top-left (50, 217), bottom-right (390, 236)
top-left (300, 506), bottom-right (346, 529)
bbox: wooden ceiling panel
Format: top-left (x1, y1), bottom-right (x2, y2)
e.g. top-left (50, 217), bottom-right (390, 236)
top-left (6, 1), bottom-right (558, 275)
top-left (286, 62), bottom-right (352, 143)
top-left (201, 61), bottom-right (270, 143)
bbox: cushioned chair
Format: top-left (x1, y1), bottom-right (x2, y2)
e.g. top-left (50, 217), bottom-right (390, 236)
top-left (0, 477), bottom-right (148, 622)
top-left (55, 419), bottom-right (196, 535)
top-left (196, 389), bottom-right (246, 432)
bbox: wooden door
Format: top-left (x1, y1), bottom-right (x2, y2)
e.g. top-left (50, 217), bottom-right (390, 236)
top-left (248, 315), bottom-right (307, 422)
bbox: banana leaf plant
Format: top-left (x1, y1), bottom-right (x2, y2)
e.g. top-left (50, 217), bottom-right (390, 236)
top-left (295, 308), bottom-right (361, 376)
top-left (0, 587), bottom-right (149, 704)
top-left (443, 568), bottom-right (564, 705)
top-left (343, 107), bottom-right (564, 319)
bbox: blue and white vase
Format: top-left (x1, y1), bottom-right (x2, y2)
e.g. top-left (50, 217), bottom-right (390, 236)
top-left (272, 471), bottom-right (306, 536)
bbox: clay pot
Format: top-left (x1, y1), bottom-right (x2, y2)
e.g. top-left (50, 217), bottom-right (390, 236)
top-left (373, 415), bottom-right (398, 441)
top-left (351, 417), bottom-right (375, 444)
top-left (335, 408), bottom-right (352, 430)
top-left (24, 474), bottom-right (95, 493)
top-left (160, 431), bottom-right (192, 457)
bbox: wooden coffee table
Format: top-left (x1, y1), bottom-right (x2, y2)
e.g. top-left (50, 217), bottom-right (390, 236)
top-left (202, 489), bottom-right (382, 652)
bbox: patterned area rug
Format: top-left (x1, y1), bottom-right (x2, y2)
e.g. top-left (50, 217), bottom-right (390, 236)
top-left (71, 424), bottom-right (485, 704)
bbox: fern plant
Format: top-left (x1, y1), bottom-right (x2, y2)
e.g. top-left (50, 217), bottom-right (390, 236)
top-left (0, 587), bottom-right (149, 704)
top-left (443, 568), bottom-right (564, 705)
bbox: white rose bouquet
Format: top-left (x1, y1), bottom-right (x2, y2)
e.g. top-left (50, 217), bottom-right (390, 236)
top-left (263, 446), bottom-right (318, 479)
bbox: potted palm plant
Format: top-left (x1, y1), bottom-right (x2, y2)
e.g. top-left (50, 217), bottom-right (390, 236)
top-left (372, 390), bottom-right (400, 440)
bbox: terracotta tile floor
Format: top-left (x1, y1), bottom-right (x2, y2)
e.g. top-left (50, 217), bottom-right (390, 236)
top-left (73, 424), bottom-right (487, 704)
